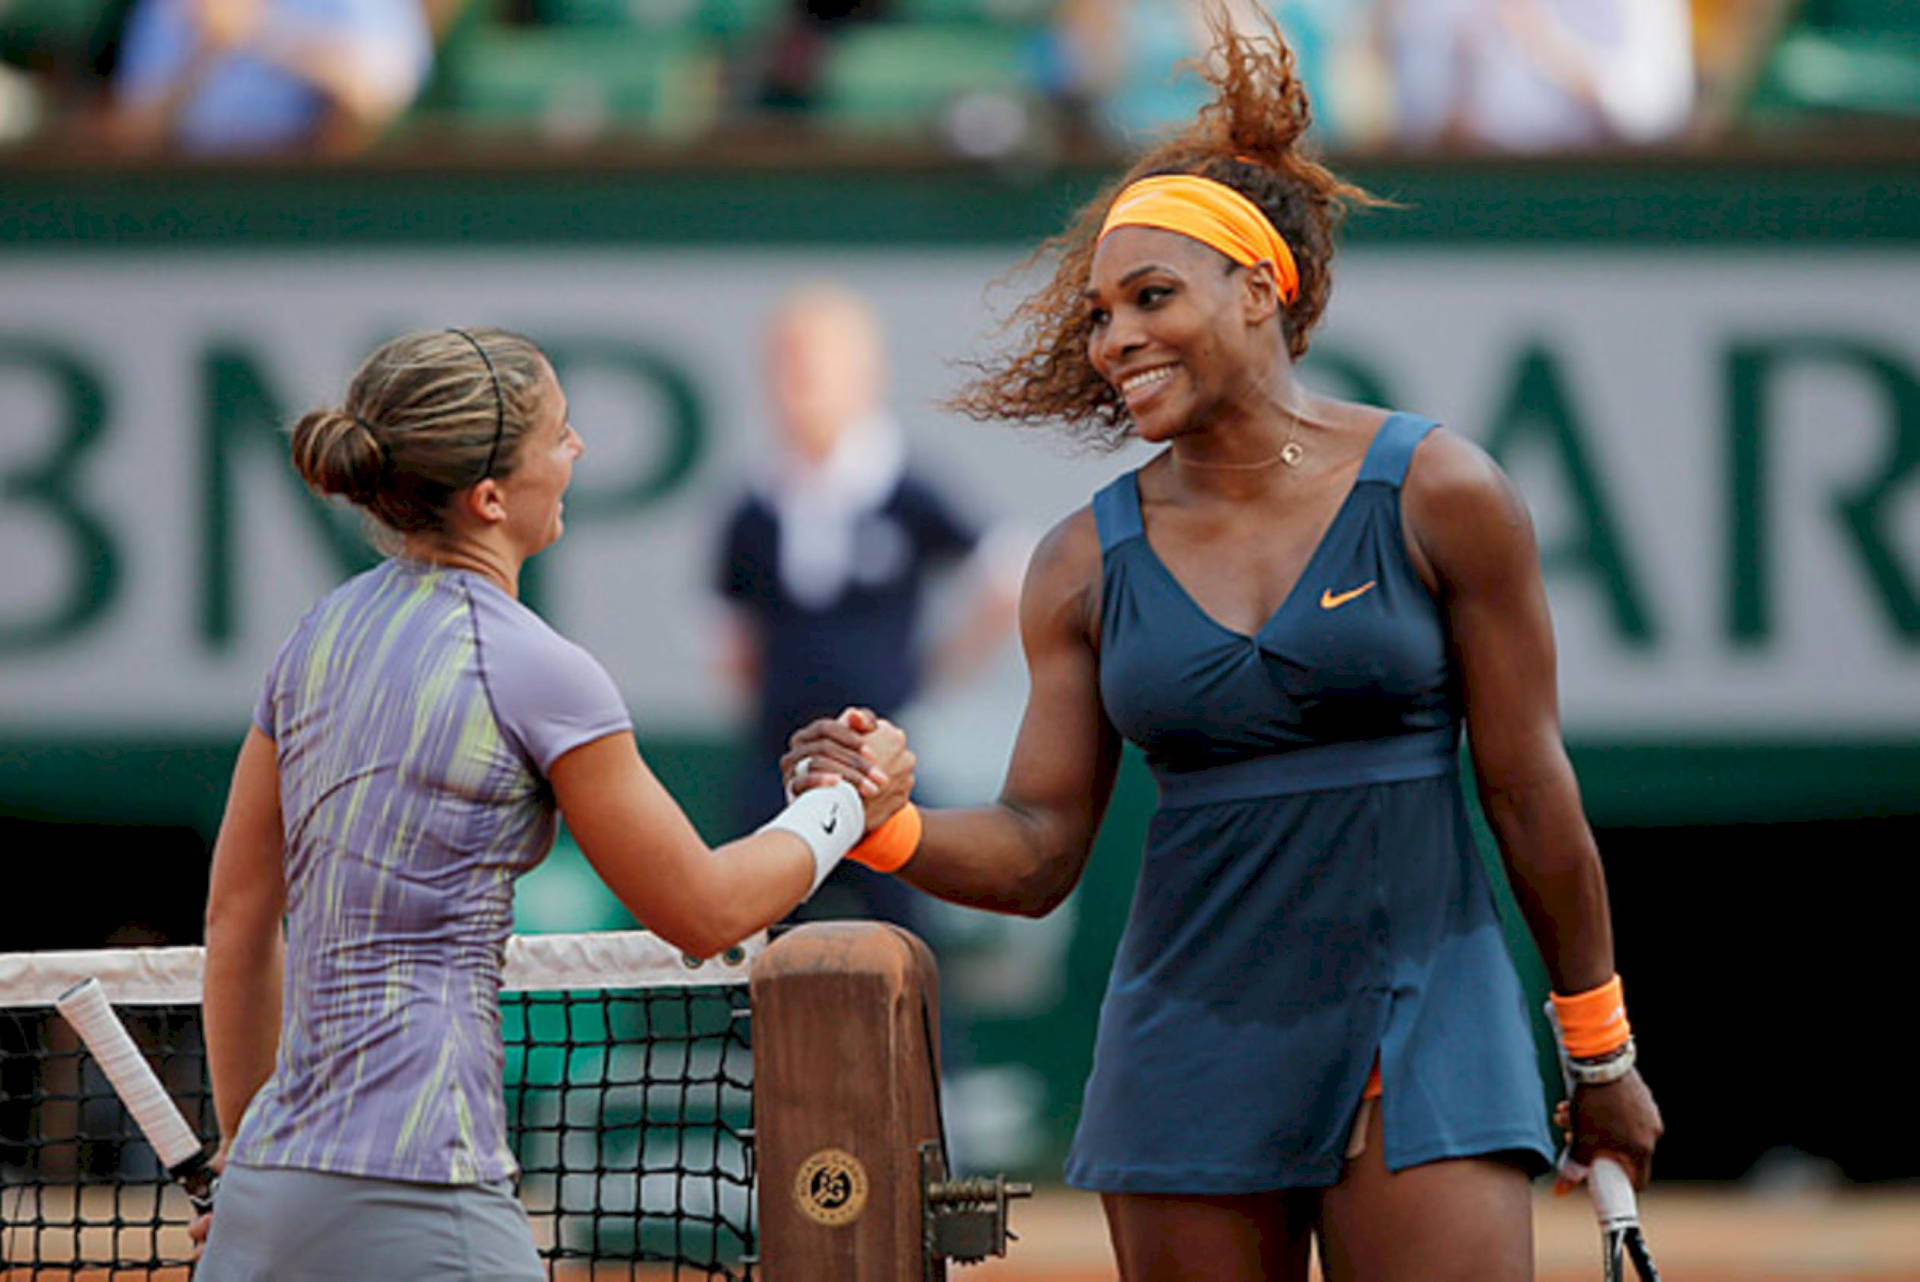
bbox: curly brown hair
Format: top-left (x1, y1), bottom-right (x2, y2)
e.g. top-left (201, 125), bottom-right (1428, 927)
top-left (950, 14), bottom-right (1378, 450)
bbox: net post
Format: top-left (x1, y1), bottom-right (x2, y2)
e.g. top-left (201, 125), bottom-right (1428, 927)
top-left (750, 921), bottom-right (945, 1282)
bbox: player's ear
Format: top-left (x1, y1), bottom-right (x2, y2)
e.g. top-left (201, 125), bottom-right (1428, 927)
top-left (457, 477), bottom-right (508, 526)
top-left (1239, 261), bottom-right (1281, 327)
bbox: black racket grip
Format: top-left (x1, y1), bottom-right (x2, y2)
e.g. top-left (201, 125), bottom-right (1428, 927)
top-left (168, 1148), bottom-right (218, 1213)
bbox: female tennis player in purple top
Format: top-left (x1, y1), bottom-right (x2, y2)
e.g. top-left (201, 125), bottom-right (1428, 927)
top-left (783, 17), bottom-right (1662, 1282)
top-left (191, 327), bottom-right (913, 1281)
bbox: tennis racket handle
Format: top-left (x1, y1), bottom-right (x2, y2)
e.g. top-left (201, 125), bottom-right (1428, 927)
top-left (172, 1150), bottom-right (217, 1213)
top-left (1589, 1155), bottom-right (1639, 1232)
top-left (54, 977), bottom-right (207, 1172)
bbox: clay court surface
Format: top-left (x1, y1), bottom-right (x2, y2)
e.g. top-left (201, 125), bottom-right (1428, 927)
top-left (968, 1185), bottom-right (1920, 1281)
top-left (6, 1185), bottom-right (1917, 1280)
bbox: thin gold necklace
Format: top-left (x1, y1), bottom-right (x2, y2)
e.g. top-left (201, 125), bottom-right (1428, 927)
top-left (1176, 448), bottom-right (1295, 471)
top-left (1175, 418), bottom-right (1305, 470)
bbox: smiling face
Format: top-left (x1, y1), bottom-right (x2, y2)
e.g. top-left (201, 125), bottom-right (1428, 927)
top-left (1084, 226), bottom-right (1279, 443)
top-left (495, 359), bottom-right (582, 556)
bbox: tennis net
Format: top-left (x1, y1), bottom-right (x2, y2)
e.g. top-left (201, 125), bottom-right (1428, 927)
top-left (0, 932), bottom-right (760, 1280)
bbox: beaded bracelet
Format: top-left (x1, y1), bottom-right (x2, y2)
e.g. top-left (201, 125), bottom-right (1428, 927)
top-left (1565, 1038), bottom-right (1638, 1086)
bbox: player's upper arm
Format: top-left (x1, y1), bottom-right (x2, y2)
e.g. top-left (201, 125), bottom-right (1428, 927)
top-left (996, 504), bottom-right (1121, 866)
top-left (477, 601), bottom-right (727, 940)
top-left (475, 594), bottom-right (633, 775)
top-left (205, 727), bottom-right (287, 935)
top-left (1402, 430), bottom-right (1570, 796)
top-left (546, 732), bottom-right (737, 946)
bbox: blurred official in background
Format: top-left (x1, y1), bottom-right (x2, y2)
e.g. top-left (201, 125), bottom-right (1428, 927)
top-left (712, 283), bottom-right (1022, 929)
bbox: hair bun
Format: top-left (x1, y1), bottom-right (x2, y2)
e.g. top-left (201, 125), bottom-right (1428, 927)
top-left (292, 407), bottom-right (386, 507)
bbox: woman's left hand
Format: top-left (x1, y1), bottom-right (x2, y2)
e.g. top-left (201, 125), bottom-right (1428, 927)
top-left (853, 719), bottom-right (915, 832)
top-left (186, 1147), bottom-right (228, 1260)
top-left (781, 708), bottom-right (893, 799)
top-left (1560, 1069), bottom-right (1663, 1188)
top-left (188, 1208), bottom-right (213, 1260)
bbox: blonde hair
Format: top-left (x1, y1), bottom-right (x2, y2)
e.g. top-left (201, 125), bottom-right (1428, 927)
top-left (291, 328), bottom-right (547, 534)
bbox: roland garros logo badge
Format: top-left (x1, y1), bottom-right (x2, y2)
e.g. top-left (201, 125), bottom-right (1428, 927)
top-left (794, 1147), bottom-right (869, 1226)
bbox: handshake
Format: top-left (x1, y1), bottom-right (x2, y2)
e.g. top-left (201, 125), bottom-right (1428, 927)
top-left (781, 707), bottom-right (921, 872)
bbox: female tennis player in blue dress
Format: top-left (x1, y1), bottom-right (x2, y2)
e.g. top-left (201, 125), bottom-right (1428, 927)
top-left (784, 18), bottom-right (1662, 1282)
top-left (192, 328), bottom-right (912, 1281)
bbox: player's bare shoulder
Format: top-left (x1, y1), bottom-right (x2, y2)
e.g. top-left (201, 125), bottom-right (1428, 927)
top-left (1018, 505), bottom-right (1104, 647)
top-left (1404, 428), bottom-right (1531, 539)
top-left (1402, 426), bottom-right (1539, 588)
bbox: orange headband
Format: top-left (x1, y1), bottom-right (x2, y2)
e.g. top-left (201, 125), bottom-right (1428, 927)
top-left (1098, 174), bottom-right (1300, 304)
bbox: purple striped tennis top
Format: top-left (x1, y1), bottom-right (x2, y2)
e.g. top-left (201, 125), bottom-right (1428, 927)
top-left (230, 558), bottom-right (631, 1184)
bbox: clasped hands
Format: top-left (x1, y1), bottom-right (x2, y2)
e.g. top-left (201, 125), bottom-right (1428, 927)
top-left (782, 707), bottom-right (915, 837)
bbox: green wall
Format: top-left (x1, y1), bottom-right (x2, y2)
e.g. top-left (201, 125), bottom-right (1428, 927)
top-left (6, 155), bottom-right (1920, 248)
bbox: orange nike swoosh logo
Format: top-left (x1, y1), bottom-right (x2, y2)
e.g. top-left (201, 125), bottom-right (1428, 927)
top-left (1319, 580), bottom-right (1377, 610)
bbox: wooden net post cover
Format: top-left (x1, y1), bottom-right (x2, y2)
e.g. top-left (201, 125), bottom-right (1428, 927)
top-left (750, 921), bottom-right (944, 1282)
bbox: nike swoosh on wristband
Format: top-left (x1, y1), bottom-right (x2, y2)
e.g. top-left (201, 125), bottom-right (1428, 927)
top-left (822, 814), bottom-right (839, 835)
top-left (1319, 580), bottom-right (1377, 610)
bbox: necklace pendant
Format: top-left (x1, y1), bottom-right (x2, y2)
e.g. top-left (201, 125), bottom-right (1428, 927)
top-left (1280, 441), bottom-right (1305, 467)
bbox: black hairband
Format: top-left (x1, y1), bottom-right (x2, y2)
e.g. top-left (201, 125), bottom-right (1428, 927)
top-left (446, 327), bottom-right (506, 480)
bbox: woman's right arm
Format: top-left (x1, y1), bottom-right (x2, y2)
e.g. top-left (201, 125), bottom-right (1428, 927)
top-left (549, 724), bottom-right (913, 960)
top-left (787, 509), bottom-right (1121, 918)
top-left (202, 726), bottom-right (287, 1150)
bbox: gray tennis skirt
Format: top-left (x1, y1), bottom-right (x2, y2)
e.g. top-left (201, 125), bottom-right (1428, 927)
top-left (195, 1162), bottom-right (544, 1282)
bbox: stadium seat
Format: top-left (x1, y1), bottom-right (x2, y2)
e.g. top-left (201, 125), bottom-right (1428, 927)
top-left (1821, 0), bottom-right (1919, 29)
top-left (532, 0), bottom-right (784, 39)
top-left (531, 0), bottom-right (686, 29)
top-left (0, 0), bottom-right (122, 60)
top-left (813, 22), bottom-right (1038, 134)
top-left (693, 0), bottom-right (787, 41)
top-left (1750, 0), bottom-right (1920, 119)
top-left (1765, 33), bottom-right (1920, 116)
top-left (444, 26), bottom-right (721, 136)
top-left (893, 0), bottom-right (1052, 24)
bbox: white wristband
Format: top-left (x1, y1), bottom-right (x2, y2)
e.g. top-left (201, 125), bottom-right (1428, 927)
top-left (759, 778), bottom-right (863, 895)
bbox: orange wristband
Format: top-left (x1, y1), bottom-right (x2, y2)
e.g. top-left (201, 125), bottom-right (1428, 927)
top-left (1548, 975), bottom-right (1632, 1060)
top-left (849, 803), bottom-right (922, 874)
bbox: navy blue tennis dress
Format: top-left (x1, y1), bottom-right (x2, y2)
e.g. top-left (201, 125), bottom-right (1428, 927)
top-left (1064, 413), bottom-right (1554, 1194)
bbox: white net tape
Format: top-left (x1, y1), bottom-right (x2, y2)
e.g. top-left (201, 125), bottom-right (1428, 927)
top-left (0, 930), bottom-right (764, 1008)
